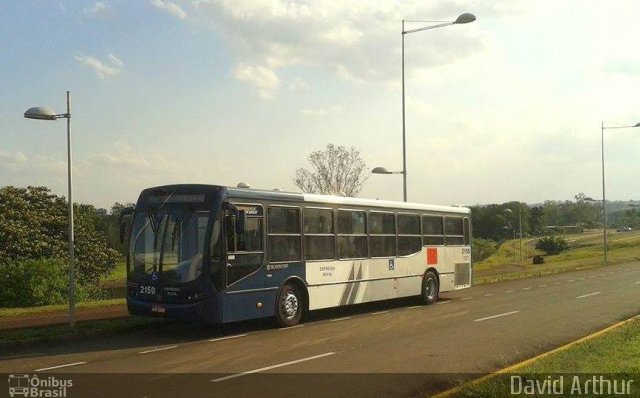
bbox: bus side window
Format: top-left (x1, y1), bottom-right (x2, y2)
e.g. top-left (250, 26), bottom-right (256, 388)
top-left (268, 206), bottom-right (301, 262)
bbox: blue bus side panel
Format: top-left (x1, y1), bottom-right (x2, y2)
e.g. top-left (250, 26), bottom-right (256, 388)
top-left (222, 290), bottom-right (277, 323)
top-left (264, 262), bottom-right (306, 287)
top-left (222, 262), bottom-right (306, 323)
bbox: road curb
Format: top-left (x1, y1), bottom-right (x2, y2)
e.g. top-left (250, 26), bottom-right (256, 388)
top-left (431, 314), bottom-right (640, 398)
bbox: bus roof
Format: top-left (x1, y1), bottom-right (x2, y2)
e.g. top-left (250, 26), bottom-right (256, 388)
top-left (225, 186), bottom-right (470, 215)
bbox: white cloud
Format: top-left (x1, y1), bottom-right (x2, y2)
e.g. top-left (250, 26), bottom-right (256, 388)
top-left (74, 54), bottom-right (124, 79)
top-left (107, 53), bottom-right (123, 67)
top-left (300, 106), bottom-right (342, 116)
top-left (288, 77), bottom-right (309, 91)
top-left (0, 150), bottom-right (65, 177)
top-left (88, 141), bottom-right (189, 173)
top-left (151, 0), bottom-right (187, 19)
top-left (0, 150), bottom-right (28, 167)
top-left (84, 2), bottom-right (109, 15)
top-left (192, 0), bottom-right (509, 97)
top-left (233, 63), bottom-right (280, 98)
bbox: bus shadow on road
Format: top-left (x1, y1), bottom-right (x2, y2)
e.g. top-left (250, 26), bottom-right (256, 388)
top-left (1, 296), bottom-right (430, 361)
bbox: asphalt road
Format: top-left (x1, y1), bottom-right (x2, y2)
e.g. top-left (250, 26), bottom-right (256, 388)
top-left (2, 262), bottom-right (640, 398)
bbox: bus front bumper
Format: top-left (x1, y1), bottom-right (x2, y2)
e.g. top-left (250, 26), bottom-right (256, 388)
top-left (127, 296), bottom-right (221, 324)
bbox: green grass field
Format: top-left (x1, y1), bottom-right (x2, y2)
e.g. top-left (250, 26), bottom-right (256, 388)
top-left (474, 230), bottom-right (640, 284)
top-left (454, 317), bottom-right (640, 397)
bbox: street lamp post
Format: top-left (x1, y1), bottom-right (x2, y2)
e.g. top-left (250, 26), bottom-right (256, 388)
top-left (376, 13), bottom-right (476, 202)
top-left (600, 121), bottom-right (640, 264)
top-left (519, 203), bottom-right (523, 263)
top-left (24, 91), bottom-right (75, 327)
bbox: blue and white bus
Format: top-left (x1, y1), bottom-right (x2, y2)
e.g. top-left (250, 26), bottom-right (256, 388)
top-left (122, 184), bottom-right (472, 327)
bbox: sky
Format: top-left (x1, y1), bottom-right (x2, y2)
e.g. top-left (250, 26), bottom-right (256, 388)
top-left (1, 0), bottom-right (639, 209)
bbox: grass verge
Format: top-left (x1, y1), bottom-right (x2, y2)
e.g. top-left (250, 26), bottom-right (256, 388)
top-left (0, 316), bottom-right (165, 348)
top-left (474, 230), bottom-right (640, 284)
top-left (102, 261), bottom-right (127, 285)
top-left (447, 316), bottom-right (640, 397)
top-left (0, 298), bottom-right (125, 319)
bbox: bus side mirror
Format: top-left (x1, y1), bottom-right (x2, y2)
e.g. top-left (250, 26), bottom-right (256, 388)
top-left (119, 207), bottom-right (134, 244)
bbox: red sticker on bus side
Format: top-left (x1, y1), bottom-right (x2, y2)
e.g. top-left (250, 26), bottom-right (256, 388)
top-left (427, 248), bottom-right (438, 265)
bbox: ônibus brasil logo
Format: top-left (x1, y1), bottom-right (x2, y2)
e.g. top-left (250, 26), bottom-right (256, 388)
top-left (8, 374), bottom-right (73, 397)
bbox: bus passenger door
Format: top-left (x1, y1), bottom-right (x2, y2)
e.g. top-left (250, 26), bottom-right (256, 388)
top-left (224, 208), bottom-right (264, 289)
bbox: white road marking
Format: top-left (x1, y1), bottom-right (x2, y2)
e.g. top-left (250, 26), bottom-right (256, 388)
top-left (522, 287), bottom-right (532, 290)
top-left (406, 305), bottom-right (421, 309)
top-left (208, 334), bottom-right (247, 343)
top-left (609, 272), bottom-right (615, 275)
top-left (538, 284), bottom-right (547, 287)
top-left (371, 310), bottom-right (390, 315)
top-left (139, 345), bottom-right (178, 354)
top-left (635, 282), bottom-right (640, 284)
top-left (211, 352), bottom-right (336, 383)
top-left (484, 293), bottom-right (495, 297)
top-left (553, 282), bottom-right (562, 285)
top-left (473, 311), bottom-right (520, 322)
top-left (436, 300), bottom-right (451, 305)
top-left (329, 317), bottom-right (351, 322)
top-left (505, 290), bottom-right (514, 294)
top-left (589, 276), bottom-right (596, 279)
top-left (576, 292), bottom-right (602, 299)
top-left (279, 324), bottom-right (305, 330)
top-left (35, 362), bottom-right (87, 372)
top-left (461, 297), bottom-right (473, 301)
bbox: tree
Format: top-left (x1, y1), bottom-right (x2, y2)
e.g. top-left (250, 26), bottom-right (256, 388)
top-left (293, 144), bottom-right (369, 197)
top-left (0, 186), bottom-right (120, 285)
top-left (528, 206), bottom-right (544, 235)
top-left (471, 238), bottom-right (497, 262)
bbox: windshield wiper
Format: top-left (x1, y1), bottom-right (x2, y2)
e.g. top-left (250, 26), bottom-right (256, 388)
top-left (171, 210), bottom-right (193, 251)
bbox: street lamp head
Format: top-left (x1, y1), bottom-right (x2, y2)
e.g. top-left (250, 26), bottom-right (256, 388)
top-left (503, 208), bottom-right (513, 215)
top-left (454, 13), bottom-right (476, 24)
top-left (24, 106), bottom-right (58, 120)
top-left (372, 166), bottom-right (392, 174)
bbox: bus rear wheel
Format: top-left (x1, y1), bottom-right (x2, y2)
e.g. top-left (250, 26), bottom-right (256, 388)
top-left (421, 271), bottom-right (439, 305)
top-left (275, 284), bottom-right (304, 327)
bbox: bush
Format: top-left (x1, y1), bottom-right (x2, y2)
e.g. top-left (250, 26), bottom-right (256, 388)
top-left (533, 255), bottom-right (545, 264)
top-left (472, 238), bottom-right (497, 262)
top-left (535, 236), bottom-right (569, 255)
top-left (0, 258), bottom-right (105, 308)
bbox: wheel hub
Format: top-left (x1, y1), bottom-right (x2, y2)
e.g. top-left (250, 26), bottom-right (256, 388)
top-left (282, 292), bottom-right (299, 319)
top-left (426, 279), bottom-right (436, 300)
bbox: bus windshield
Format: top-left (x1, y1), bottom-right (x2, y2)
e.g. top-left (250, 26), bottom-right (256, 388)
top-left (129, 209), bottom-right (210, 283)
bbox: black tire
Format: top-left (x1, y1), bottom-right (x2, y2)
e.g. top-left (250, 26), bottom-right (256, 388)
top-left (421, 271), bottom-right (439, 305)
top-left (275, 284), bottom-right (304, 327)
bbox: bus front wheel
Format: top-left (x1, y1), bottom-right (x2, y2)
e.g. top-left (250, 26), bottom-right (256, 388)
top-left (421, 271), bottom-right (439, 305)
top-left (275, 284), bottom-right (304, 327)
